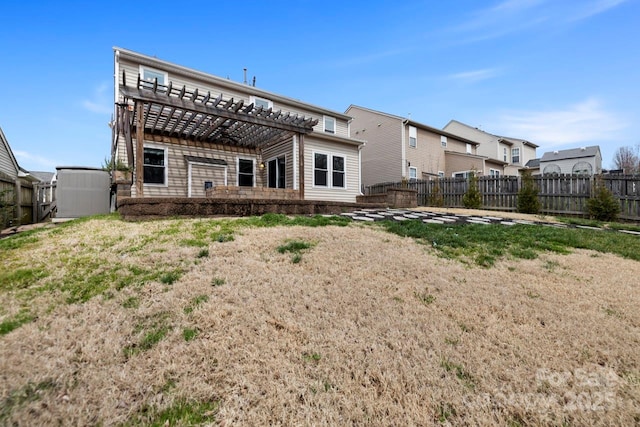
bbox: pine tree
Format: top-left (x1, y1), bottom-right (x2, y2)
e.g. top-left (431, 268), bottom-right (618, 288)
top-left (517, 170), bottom-right (540, 214)
top-left (462, 171), bottom-right (482, 209)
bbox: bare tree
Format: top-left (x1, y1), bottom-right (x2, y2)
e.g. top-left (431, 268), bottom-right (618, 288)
top-left (612, 144), bottom-right (640, 174)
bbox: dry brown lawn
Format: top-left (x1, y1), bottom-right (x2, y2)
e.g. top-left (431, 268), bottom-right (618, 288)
top-left (1, 215), bottom-right (639, 426)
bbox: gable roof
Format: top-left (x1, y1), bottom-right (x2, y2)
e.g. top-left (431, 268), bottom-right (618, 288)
top-left (346, 105), bottom-right (479, 146)
top-left (115, 47), bottom-right (352, 121)
top-left (540, 146), bottom-right (601, 162)
top-left (444, 119), bottom-right (539, 148)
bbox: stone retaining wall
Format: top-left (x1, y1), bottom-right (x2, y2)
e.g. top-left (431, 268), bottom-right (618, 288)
top-left (206, 186), bottom-right (300, 200)
top-left (116, 197), bottom-right (386, 220)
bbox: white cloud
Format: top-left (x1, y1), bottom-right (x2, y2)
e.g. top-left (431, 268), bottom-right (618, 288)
top-left (495, 98), bottom-right (628, 147)
top-left (447, 0), bottom-right (629, 43)
top-left (14, 150), bottom-right (59, 170)
top-left (447, 68), bottom-right (501, 83)
top-left (570, 0), bottom-right (629, 21)
top-left (82, 82), bottom-right (112, 115)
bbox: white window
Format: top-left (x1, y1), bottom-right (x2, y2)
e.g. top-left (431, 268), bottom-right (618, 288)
top-left (409, 167), bottom-right (417, 181)
top-left (143, 145), bottom-right (168, 186)
top-left (490, 169), bottom-right (501, 177)
top-left (409, 126), bottom-right (417, 148)
top-left (324, 116), bottom-right (336, 134)
top-left (503, 147), bottom-right (507, 162)
top-left (250, 96), bottom-right (273, 110)
top-left (511, 148), bottom-right (520, 164)
top-left (466, 143), bottom-right (472, 154)
top-left (140, 66), bottom-right (168, 88)
top-left (314, 152), bottom-right (345, 188)
top-left (237, 158), bottom-right (255, 187)
top-left (453, 171), bottom-right (474, 178)
top-left (441, 136), bottom-right (447, 147)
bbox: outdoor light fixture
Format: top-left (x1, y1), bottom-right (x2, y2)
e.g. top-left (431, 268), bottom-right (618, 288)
top-left (259, 162), bottom-right (265, 169)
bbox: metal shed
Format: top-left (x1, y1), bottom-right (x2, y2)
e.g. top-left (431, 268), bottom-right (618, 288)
top-left (55, 167), bottom-right (110, 220)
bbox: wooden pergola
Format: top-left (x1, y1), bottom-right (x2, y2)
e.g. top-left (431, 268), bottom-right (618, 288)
top-left (116, 71), bottom-right (318, 197)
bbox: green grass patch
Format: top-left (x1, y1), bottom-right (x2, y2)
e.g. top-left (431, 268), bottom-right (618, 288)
top-left (197, 248), bottom-right (209, 258)
top-left (441, 358), bottom-right (475, 390)
top-left (183, 327), bottom-right (199, 342)
top-left (180, 238), bottom-right (208, 248)
top-left (415, 290), bottom-right (436, 305)
top-left (0, 231), bottom-right (42, 252)
top-left (379, 220), bottom-right (640, 267)
top-left (122, 296), bottom-right (140, 309)
top-left (184, 295), bottom-right (208, 314)
top-left (159, 269), bottom-right (182, 285)
top-left (0, 379), bottom-right (58, 422)
top-left (124, 399), bottom-right (218, 426)
top-left (0, 310), bottom-right (34, 335)
top-left (211, 277), bottom-right (225, 287)
top-left (277, 239), bottom-right (314, 263)
top-left (0, 267), bottom-right (48, 291)
top-left (124, 312), bottom-right (172, 358)
top-left (302, 352), bottom-right (322, 363)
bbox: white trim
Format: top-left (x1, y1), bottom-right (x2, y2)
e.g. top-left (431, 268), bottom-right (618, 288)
top-left (408, 166), bottom-right (417, 181)
top-left (441, 135), bottom-right (448, 147)
top-left (466, 143), bottom-right (472, 154)
top-left (265, 154), bottom-right (287, 188)
top-left (452, 170), bottom-right (475, 178)
top-left (323, 116), bottom-right (336, 134)
top-left (292, 135), bottom-right (298, 190)
top-left (409, 126), bottom-right (417, 148)
top-left (187, 160), bottom-right (228, 197)
top-left (312, 150), bottom-right (347, 190)
top-left (142, 143), bottom-right (168, 187)
top-left (236, 156), bottom-right (257, 187)
top-left (139, 65), bottom-right (168, 86)
top-left (489, 168), bottom-right (501, 177)
top-left (250, 95), bottom-right (273, 110)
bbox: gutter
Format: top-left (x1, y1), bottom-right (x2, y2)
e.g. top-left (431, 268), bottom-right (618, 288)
top-left (401, 119), bottom-right (408, 178)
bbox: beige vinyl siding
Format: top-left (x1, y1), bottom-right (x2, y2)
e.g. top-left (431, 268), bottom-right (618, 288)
top-left (445, 152), bottom-right (484, 177)
top-left (0, 143), bottom-right (18, 180)
top-left (304, 136), bottom-right (360, 203)
top-left (117, 58), bottom-right (351, 139)
top-left (262, 139), bottom-right (294, 188)
top-left (540, 156), bottom-right (600, 175)
top-left (190, 163), bottom-right (227, 197)
top-left (405, 127), bottom-right (446, 179)
top-left (130, 139), bottom-right (260, 198)
top-left (346, 106), bottom-right (402, 187)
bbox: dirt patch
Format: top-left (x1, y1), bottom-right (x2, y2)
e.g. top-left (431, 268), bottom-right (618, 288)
top-left (1, 219), bottom-right (638, 425)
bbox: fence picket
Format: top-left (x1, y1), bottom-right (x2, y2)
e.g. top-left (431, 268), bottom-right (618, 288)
top-left (365, 174), bottom-right (640, 220)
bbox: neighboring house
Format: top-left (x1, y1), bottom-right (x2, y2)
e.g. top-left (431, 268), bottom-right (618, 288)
top-left (112, 48), bottom-right (364, 203)
top-left (539, 146), bottom-right (602, 175)
top-left (0, 127), bottom-right (41, 226)
top-left (443, 120), bottom-right (538, 176)
top-left (344, 105), bottom-right (506, 188)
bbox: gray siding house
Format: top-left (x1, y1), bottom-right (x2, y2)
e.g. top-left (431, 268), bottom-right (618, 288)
top-left (443, 120), bottom-right (538, 176)
top-left (539, 146), bottom-right (602, 175)
top-left (112, 48), bottom-right (364, 203)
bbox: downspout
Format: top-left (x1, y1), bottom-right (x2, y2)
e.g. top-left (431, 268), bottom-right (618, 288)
top-left (401, 119), bottom-right (408, 178)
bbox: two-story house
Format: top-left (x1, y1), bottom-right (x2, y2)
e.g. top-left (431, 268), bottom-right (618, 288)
top-left (112, 48), bottom-right (364, 203)
top-left (345, 105), bottom-right (506, 188)
top-left (443, 120), bottom-right (538, 176)
top-left (539, 146), bottom-right (602, 175)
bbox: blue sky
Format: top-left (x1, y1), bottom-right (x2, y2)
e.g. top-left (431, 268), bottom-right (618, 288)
top-left (1, 0), bottom-right (638, 172)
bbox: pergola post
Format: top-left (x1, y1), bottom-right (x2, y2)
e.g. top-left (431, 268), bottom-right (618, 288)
top-left (298, 133), bottom-right (305, 200)
top-left (135, 102), bottom-right (145, 197)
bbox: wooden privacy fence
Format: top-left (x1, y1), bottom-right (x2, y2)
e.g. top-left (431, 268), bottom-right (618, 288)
top-left (365, 174), bottom-right (640, 221)
top-left (0, 176), bottom-right (57, 228)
